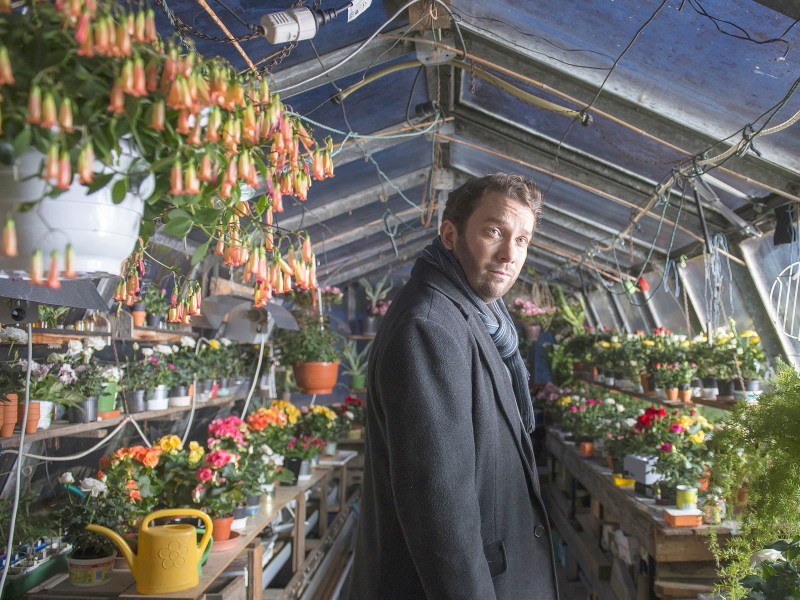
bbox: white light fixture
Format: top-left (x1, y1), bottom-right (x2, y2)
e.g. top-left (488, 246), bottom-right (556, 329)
top-left (260, 0), bottom-right (372, 44)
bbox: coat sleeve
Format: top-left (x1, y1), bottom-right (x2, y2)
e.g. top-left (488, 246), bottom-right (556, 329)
top-left (375, 314), bottom-right (497, 599)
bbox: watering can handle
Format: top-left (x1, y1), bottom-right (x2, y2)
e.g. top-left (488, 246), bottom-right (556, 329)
top-left (140, 509), bottom-right (214, 554)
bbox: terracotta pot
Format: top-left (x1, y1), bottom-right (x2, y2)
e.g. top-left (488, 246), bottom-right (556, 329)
top-left (131, 309), bottom-right (147, 328)
top-left (523, 324), bottom-right (541, 342)
top-left (578, 441), bottom-right (594, 458)
top-left (1, 393), bottom-right (17, 437)
top-left (665, 387), bottom-right (679, 401)
top-left (19, 400), bottom-right (41, 434)
top-left (292, 361), bottom-right (340, 395)
top-left (211, 516), bottom-right (234, 542)
top-left (680, 389), bottom-right (693, 403)
top-left (640, 372), bottom-right (650, 394)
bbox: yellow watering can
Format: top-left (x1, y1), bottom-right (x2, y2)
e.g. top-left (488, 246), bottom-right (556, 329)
top-left (86, 508), bottom-right (213, 595)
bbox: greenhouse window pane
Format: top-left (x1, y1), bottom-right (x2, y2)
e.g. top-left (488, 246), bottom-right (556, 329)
top-left (639, 270), bottom-right (694, 334)
top-left (741, 233), bottom-right (800, 367)
top-left (588, 288), bottom-right (619, 331)
top-left (681, 254), bottom-right (754, 335)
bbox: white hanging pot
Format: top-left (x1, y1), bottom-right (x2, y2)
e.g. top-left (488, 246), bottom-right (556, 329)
top-left (0, 148), bottom-right (150, 278)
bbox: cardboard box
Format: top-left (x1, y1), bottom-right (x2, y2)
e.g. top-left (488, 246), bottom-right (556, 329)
top-left (623, 454), bottom-right (662, 485)
top-left (663, 507), bottom-right (703, 527)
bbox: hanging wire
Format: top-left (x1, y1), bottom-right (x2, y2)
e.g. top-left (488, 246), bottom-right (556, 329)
top-left (703, 233), bottom-right (734, 333)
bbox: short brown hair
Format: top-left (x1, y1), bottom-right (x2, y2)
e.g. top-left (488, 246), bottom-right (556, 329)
top-left (442, 173), bottom-right (542, 234)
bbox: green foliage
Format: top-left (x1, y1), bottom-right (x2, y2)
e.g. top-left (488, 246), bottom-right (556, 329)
top-left (551, 285), bottom-right (586, 334)
top-left (341, 339), bottom-right (372, 378)
top-left (741, 538), bottom-right (800, 600)
top-left (277, 312), bottom-right (343, 364)
top-left (140, 285), bottom-right (169, 317)
top-left (709, 360), bottom-right (800, 598)
top-left (359, 275), bottom-right (392, 311)
top-left (37, 304), bottom-right (70, 328)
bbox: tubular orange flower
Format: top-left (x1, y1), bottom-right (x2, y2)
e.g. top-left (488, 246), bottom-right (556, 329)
top-left (132, 55), bottom-right (146, 96)
top-left (149, 99), bottom-right (165, 131)
top-left (46, 250), bottom-right (60, 288)
top-left (198, 151), bottom-right (214, 182)
top-left (58, 97), bottom-right (74, 132)
top-left (144, 7), bottom-right (157, 42)
top-left (40, 91), bottom-right (57, 129)
top-left (44, 142), bottom-right (59, 181)
top-left (56, 149), bottom-right (72, 190)
top-left (26, 84), bottom-right (41, 125)
top-left (78, 141), bottom-right (94, 185)
top-left (2, 217), bottom-right (16, 257)
top-left (107, 78), bottom-right (125, 113)
top-left (64, 243), bottom-right (76, 277)
top-left (183, 161), bottom-right (200, 194)
top-left (133, 8), bottom-right (146, 43)
top-left (0, 45), bottom-right (14, 86)
top-left (145, 56), bottom-right (160, 92)
top-left (170, 159), bottom-right (184, 195)
top-left (116, 21), bottom-right (131, 56)
top-left (30, 249), bottom-right (44, 285)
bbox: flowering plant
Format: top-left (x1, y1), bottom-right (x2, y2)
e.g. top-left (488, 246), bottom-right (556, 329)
top-left (342, 396), bottom-right (366, 426)
top-left (99, 443), bottom-right (163, 530)
top-left (192, 447), bottom-right (244, 517)
top-left (141, 285), bottom-right (169, 317)
top-left (155, 435), bottom-right (205, 510)
top-left (623, 405), bottom-right (671, 456)
top-left (654, 409), bottom-right (714, 488)
top-left (558, 396), bottom-right (607, 441)
top-left (55, 473), bottom-right (116, 559)
top-left (369, 299), bottom-right (392, 317)
top-left (247, 405), bottom-right (293, 452)
top-left (300, 404), bottom-right (339, 442)
top-left (320, 286), bottom-right (343, 305)
top-left (733, 327), bottom-right (767, 381)
top-left (0, 0), bottom-right (332, 282)
top-left (285, 435), bottom-right (326, 461)
top-left (653, 360), bottom-right (697, 388)
top-left (508, 298), bottom-right (556, 329)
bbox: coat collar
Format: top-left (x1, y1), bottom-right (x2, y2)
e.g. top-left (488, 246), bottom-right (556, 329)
top-left (411, 259), bottom-right (537, 478)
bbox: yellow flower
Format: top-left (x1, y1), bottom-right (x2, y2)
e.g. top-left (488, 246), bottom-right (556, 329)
top-left (599, 341), bottom-right (611, 348)
top-left (642, 340), bottom-right (655, 347)
top-left (156, 435), bottom-right (182, 453)
top-left (188, 441), bottom-right (205, 464)
top-left (611, 342), bottom-right (622, 348)
top-left (208, 339), bottom-right (221, 349)
top-left (680, 340), bottom-right (691, 348)
top-left (749, 336), bottom-right (761, 345)
top-left (557, 395), bottom-right (572, 405)
top-left (679, 415), bottom-right (693, 429)
top-left (739, 330), bottom-right (758, 338)
top-left (689, 430), bottom-right (705, 444)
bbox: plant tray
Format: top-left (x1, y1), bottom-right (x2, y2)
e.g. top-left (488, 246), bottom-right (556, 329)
top-left (663, 507), bottom-right (703, 528)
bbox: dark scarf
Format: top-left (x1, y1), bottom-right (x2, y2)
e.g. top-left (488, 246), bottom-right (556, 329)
top-left (421, 236), bottom-right (535, 432)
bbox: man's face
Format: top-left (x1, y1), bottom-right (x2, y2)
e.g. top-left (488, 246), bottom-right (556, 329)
top-left (441, 191), bottom-right (535, 303)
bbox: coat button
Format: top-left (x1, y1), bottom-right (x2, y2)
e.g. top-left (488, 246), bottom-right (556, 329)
top-left (534, 525), bottom-right (545, 538)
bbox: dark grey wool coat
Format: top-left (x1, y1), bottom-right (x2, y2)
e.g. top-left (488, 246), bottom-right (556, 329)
top-left (348, 258), bottom-right (559, 599)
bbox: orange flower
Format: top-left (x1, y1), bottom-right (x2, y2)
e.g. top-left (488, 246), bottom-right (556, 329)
top-left (142, 448), bottom-right (160, 468)
top-left (129, 488), bottom-right (142, 502)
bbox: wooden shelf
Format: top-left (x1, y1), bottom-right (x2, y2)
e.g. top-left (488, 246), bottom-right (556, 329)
top-left (578, 378), bottom-right (737, 412)
top-left (4, 326), bottom-right (195, 347)
top-left (346, 334), bottom-right (375, 341)
top-left (0, 393), bottom-right (244, 449)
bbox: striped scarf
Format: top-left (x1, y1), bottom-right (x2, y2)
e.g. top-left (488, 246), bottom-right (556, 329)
top-left (422, 236), bottom-right (535, 432)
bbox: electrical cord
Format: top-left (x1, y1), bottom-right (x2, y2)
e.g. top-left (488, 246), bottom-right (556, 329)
top-left (239, 336), bottom-right (267, 419)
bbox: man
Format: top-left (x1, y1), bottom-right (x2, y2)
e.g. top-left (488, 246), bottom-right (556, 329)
top-left (348, 174), bottom-right (559, 599)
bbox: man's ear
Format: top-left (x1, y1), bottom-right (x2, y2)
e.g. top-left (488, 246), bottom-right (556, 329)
top-left (440, 220), bottom-right (457, 251)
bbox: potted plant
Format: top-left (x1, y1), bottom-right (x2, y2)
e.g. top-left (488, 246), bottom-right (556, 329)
top-left (120, 356), bottom-right (151, 414)
top-left (244, 408), bottom-right (294, 500)
top-left (283, 435), bottom-right (326, 483)
top-left (507, 298), bottom-right (556, 342)
top-left (0, 0), bottom-right (333, 287)
top-left (358, 275), bottom-right (393, 335)
top-left (340, 395), bottom-right (366, 438)
top-left (341, 339), bottom-right (372, 391)
top-left (141, 285), bottom-right (169, 328)
top-left (276, 311), bottom-right (343, 395)
top-left (55, 473), bottom-right (117, 587)
top-left (707, 360), bottom-right (800, 597)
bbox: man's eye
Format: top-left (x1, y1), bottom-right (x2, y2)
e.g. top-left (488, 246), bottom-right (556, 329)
top-left (516, 237), bottom-right (529, 245)
top-left (488, 228), bottom-right (501, 237)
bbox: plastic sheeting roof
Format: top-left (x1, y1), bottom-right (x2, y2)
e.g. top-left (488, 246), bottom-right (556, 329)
top-left (154, 0), bottom-right (800, 291)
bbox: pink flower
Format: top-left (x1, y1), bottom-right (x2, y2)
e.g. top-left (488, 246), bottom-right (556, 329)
top-left (660, 443), bottom-right (673, 452)
top-left (669, 424), bottom-right (684, 433)
top-left (196, 467), bottom-right (213, 482)
top-left (206, 449), bottom-right (233, 468)
top-left (569, 406), bottom-right (578, 413)
top-left (192, 484), bottom-right (205, 503)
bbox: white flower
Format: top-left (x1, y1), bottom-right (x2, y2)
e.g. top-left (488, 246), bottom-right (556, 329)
top-left (67, 339), bottom-right (83, 355)
top-left (171, 345), bottom-right (179, 353)
top-left (624, 418), bottom-right (637, 428)
top-left (603, 398), bottom-right (616, 405)
top-left (0, 326), bottom-right (28, 343)
top-left (132, 342), bottom-right (140, 351)
top-left (616, 405), bottom-right (625, 413)
top-left (750, 548), bottom-right (784, 567)
top-left (220, 337), bottom-right (232, 346)
top-left (180, 336), bottom-right (197, 348)
top-left (141, 347), bottom-right (154, 357)
top-left (85, 337), bottom-right (107, 351)
top-left (79, 477), bottom-right (107, 498)
top-left (155, 344), bottom-right (173, 355)
top-left (102, 366), bottom-right (123, 382)
top-left (58, 472), bottom-right (75, 484)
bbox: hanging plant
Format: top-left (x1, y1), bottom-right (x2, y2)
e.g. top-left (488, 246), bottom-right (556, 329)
top-left (0, 0), bottom-right (334, 286)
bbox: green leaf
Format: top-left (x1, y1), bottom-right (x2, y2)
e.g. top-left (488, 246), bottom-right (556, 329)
top-left (162, 215), bottom-right (193, 237)
top-left (139, 220), bottom-right (155, 239)
top-left (168, 208), bottom-right (191, 221)
top-left (191, 239), bottom-right (212, 266)
top-left (86, 172), bottom-right (114, 194)
top-left (193, 207), bottom-right (221, 226)
top-left (12, 126), bottom-right (31, 157)
top-left (112, 178), bottom-right (128, 203)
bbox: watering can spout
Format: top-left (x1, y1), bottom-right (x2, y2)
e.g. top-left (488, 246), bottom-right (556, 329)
top-left (85, 524), bottom-right (135, 572)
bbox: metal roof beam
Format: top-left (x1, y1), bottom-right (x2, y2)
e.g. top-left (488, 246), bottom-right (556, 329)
top-left (314, 206), bottom-right (429, 255)
top-left (279, 169), bottom-right (429, 232)
top-left (270, 27), bottom-right (411, 98)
